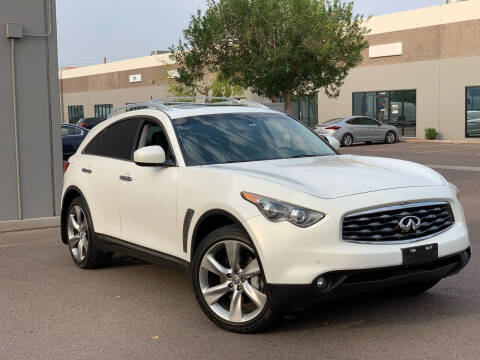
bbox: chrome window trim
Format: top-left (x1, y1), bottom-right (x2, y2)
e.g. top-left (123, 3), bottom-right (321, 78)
top-left (342, 201), bottom-right (455, 245)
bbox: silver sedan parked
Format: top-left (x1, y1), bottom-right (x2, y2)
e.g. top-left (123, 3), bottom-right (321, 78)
top-left (314, 116), bottom-right (400, 147)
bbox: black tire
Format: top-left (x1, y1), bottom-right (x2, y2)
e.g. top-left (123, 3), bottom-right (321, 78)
top-left (191, 225), bottom-right (276, 333)
top-left (388, 279), bottom-right (440, 296)
top-left (66, 196), bottom-right (112, 269)
top-left (341, 133), bottom-right (354, 147)
top-left (385, 131), bottom-right (397, 144)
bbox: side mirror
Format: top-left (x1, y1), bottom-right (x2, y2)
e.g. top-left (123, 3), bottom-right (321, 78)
top-left (134, 145), bottom-right (166, 166)
top-left (325, 135), bottom-right (340, 151)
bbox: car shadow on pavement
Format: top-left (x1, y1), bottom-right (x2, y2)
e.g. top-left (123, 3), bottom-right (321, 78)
top-left (270, 285), bottom-right (478, 333)
top-left (109, 254), bottom-right (148, 268)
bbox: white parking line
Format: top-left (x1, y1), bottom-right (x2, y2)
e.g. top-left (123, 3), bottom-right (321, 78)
top-left (427, 164), bottom-right (480, 172)
top-left (418, 145), bottom-right (480, 154)
top-left (417, 148), bottom-right (459, 154)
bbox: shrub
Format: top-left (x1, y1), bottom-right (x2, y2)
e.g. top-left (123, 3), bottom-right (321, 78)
top-left (425, 128), bottom-right (438, 140)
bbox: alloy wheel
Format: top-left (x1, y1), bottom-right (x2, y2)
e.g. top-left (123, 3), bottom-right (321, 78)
top-left (67, 205), bottom-right (89, 262)
top-left (386, 132), bottom-right (396, 144)
top-left (198, 240), bottom-right (267, 323)
top-left (343, 134), bottom-right (353, 146)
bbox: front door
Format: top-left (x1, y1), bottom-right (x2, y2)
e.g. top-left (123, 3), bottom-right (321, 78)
top-left (118, 119), bottom-right (180, 257)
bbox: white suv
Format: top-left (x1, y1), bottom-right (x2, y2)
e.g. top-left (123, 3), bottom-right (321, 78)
top-left (61, 99), bottom-right (470, 333)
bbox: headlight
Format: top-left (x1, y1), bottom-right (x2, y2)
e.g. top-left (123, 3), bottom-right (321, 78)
top-left (241, 192), bottom-right (325, 227)
top-left (448, 181), bottom-right (460, 196)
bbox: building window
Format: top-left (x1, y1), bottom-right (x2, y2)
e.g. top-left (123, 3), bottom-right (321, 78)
top-left (353, 93), bottom-right (364, 116)
top-left (67, 105), bottom-right (84, 124)
top-left (94, 104), bottom-right (113, 119)
top-left (466, 86), bottom-right (480, 138)
top-left (291, 95), bottom-right (318, 128)
top-left (352, 90), bottom-right (416, 137)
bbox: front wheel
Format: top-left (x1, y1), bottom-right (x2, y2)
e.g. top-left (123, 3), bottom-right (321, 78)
top-left (191, 225), bottom-right (276, 333)
top-left (385, 131), bottom-right (397, 144)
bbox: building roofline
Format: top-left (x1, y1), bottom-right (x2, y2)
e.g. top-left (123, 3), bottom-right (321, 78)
top-left (59, 53), bottom-right (174, 79)
top-left (367, 0), bottom-right (480, 35)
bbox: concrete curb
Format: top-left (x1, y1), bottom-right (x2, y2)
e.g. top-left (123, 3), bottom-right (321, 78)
top-left (400, 138), bottom-right (480, 144)
top-left (0, 216), bottom-right (60, 233)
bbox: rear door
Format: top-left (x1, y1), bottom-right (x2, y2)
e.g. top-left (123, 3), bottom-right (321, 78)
top-left (362, 117), bottom-right (384, 140)
top-left (347, 118), bottom-right (365, 141)
top-left (81, 118), bottom-right (142, 238)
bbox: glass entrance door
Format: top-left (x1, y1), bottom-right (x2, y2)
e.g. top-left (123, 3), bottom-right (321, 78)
top-left (352, 90), bottom-right (417, 137)
top-left (376, 92), bottom-right (389, 123)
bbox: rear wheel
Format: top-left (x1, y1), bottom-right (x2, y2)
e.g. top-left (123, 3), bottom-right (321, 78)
top-left (191, 225), bottom-right (276, 333)
top-left (385, 131), bottom-right (397, 144)
top-left (341, 133), bottom-right (353, 147)
top-left (66, 197), bottom-right (111, 269)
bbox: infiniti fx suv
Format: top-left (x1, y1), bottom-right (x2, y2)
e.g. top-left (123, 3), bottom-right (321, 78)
top-left (61, 101), bottom-right (470, 333)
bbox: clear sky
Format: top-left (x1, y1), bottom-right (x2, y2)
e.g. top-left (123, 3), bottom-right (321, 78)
top-left (56, 0), bottom-right (443, 67)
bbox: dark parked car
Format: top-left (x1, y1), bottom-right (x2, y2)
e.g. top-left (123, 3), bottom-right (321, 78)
top-left (77, 117), bottom-right (105, 130)
top-left (61, 124), bottom-right (88, 160)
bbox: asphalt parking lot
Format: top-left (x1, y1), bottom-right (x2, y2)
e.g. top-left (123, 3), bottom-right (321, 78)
top-left (1, 141), bottom-right (479, 360)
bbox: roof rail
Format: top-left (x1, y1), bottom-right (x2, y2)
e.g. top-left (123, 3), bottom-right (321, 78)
top-left (108, 96), bottom-right (271, 117)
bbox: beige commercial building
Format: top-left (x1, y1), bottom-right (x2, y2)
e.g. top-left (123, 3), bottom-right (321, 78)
top-left (61, 0), bottom-right (480, 140)
top-left (60, 52), bottom-right (178, 121)
top-left (59, 52), bottom-right (281, 123)
top-left (318, 0), bottom-right (480, 140)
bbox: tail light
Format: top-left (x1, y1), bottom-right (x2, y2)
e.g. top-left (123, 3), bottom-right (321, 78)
top-left (63, 161), bottom-right (70, 173)
top-left (79, 122), bottom-right (86, 127)
top-left (325, 126), bottom-right (341, 130)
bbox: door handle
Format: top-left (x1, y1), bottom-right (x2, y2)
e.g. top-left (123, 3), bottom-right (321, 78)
top-left (81, 168), bottom-right (92, 174)
top-left (119, 175), bottom-right (132, 182)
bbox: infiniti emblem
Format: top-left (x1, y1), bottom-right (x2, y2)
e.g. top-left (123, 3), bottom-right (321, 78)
top-left (398, 216), bottom-right (422, 232)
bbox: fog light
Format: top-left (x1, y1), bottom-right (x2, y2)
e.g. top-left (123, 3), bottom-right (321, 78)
top-left (316, 276), bottom-right (328, 289)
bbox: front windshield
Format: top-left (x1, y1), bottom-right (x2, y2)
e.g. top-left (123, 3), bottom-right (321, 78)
top-left (172, 112), bottom-right (336, 166)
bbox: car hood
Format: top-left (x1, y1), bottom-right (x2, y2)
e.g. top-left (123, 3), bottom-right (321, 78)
top-left (205, 155), bottom-right (446, 199)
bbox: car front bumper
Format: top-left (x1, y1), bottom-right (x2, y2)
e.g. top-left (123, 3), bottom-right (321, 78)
top-left (242, 186), bottom-right (470, 286)
top-left (266, 248), bottom-right (471, 310)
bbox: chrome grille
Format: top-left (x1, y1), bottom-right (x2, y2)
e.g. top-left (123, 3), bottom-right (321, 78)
top-left (343, 201), bottom-right (455, 243)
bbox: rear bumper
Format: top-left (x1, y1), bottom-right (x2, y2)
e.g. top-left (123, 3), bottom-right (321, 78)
top-left (267, 248), bottom-right (471, 311)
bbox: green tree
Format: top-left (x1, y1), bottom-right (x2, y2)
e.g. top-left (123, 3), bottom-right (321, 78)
top-left (171, 0), bottom-right (369, 114)
top-left (167, 72), bottom-right (244, 100)
top-left (211, 76), bottom-right (244, 98)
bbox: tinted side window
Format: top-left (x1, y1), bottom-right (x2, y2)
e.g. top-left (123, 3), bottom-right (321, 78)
top-left (363, 118), bottom-right (379, 125)
top-left (97, 119), bottom-right (141, 160)
top-left (84, 133), bottom-right (102, 155)
top-left (348, 118), bottom-right (362, 125)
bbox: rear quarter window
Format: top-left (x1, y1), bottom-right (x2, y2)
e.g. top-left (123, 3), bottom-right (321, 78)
top-left (95, 119), bottom-right (141, 160)
top-left (83, 132), bottom-right (102, 155)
